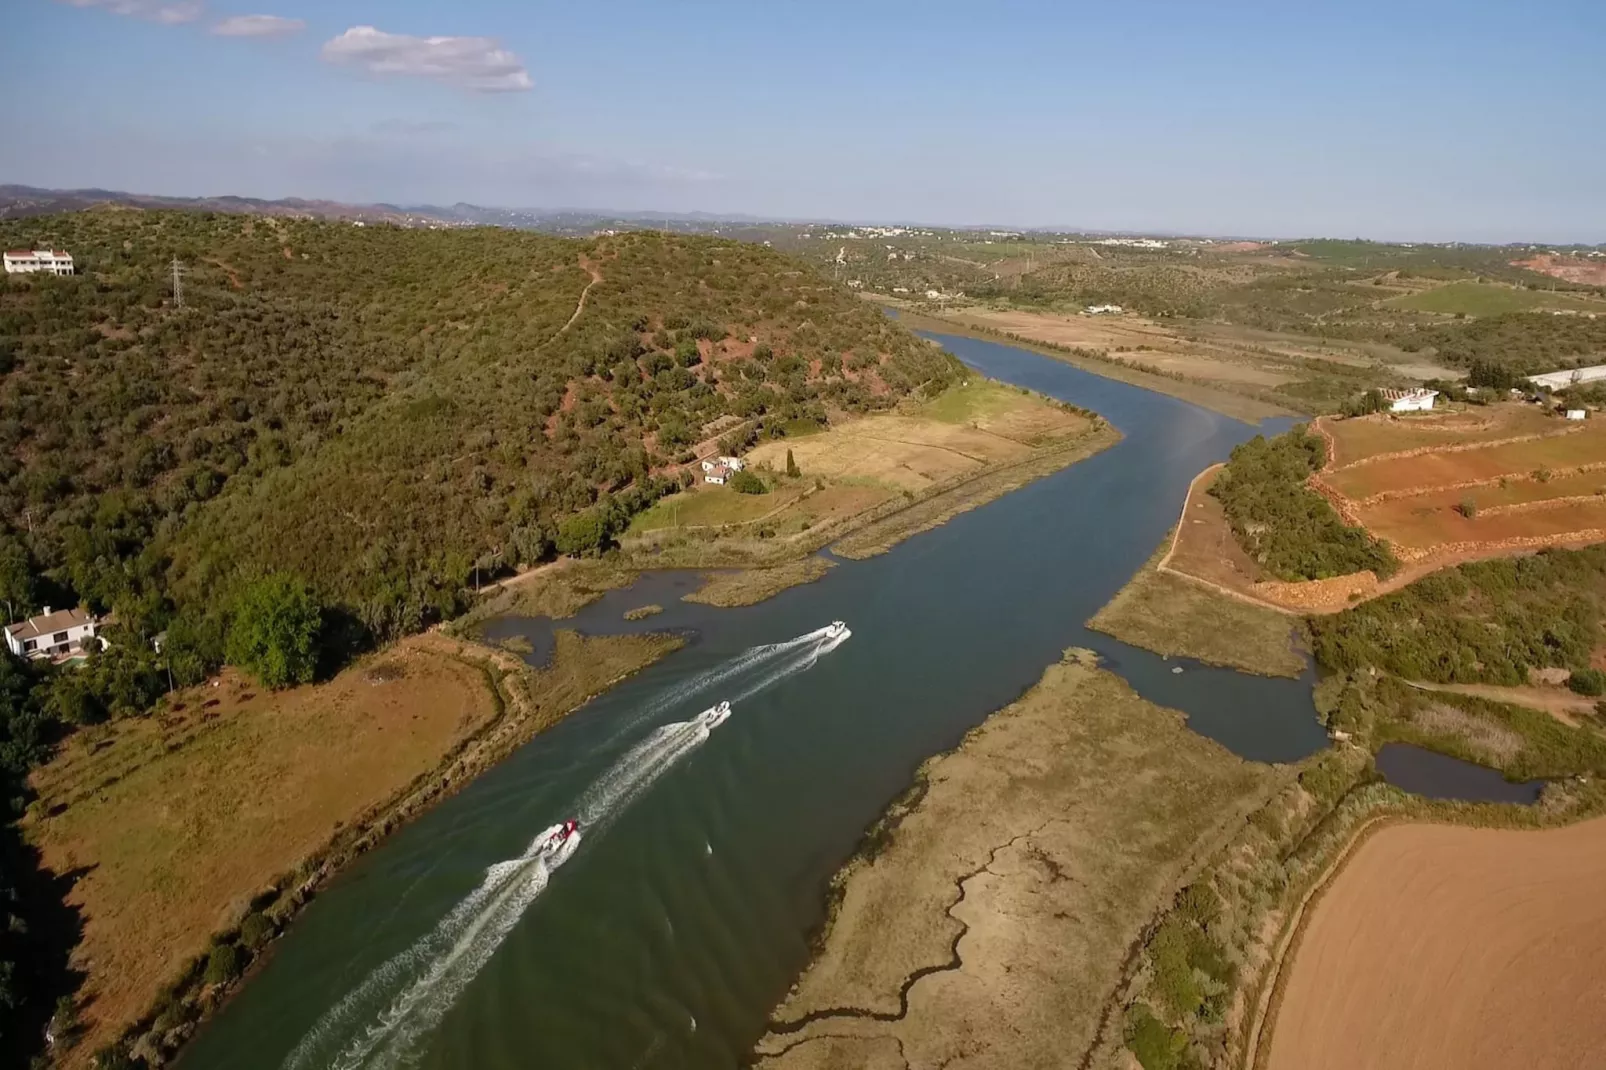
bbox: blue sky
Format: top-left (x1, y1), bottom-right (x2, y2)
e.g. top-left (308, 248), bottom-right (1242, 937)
top-left (5, 0), bottom-right (1604, 241)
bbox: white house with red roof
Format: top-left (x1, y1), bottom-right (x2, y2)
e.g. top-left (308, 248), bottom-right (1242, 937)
top-left (4, 249), bottom-right (74, 275)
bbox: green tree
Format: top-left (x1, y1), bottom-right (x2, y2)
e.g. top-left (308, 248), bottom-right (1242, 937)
top-left (786, 449), bottom-right (801, 478)
top-left (556, 509), bottom-right (609, 557)
top-left (225, 574), bottom-right (322, 689)
top-left (729, 470), bottom-right (767, 495)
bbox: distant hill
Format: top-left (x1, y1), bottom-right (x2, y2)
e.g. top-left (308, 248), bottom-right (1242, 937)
top-left (0, 207), bottom-right (958, 657)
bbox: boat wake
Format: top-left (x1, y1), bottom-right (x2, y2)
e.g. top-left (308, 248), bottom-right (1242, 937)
top-left (282, 623), bottom-right (849, 1070)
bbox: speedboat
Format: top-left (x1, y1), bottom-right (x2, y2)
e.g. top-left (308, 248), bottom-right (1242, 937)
top-left (534, 818), bottom-right (579, 857)
top-left (825, 621), bottom-right (848, 640)
top-left (697, 700), bottom-right (732, 729)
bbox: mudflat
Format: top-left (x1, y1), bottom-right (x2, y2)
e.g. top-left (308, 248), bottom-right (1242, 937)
top-left (1267, 817), bottom-right (1606, 1070)
top-left (752, 650), bottom-right (1280, 1069)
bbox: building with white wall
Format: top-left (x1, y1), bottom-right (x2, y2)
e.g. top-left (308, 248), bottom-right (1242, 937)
top-left (4, 607), bottom-right (101, 660)
top-left (1380, 388), bottom-right (1439, 413)
top-left (3, 249), bottom-right (74, 275)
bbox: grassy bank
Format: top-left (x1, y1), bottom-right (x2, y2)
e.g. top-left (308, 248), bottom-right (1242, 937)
top-left (682, 557), bottom-right (835, 608)
top-left (34, 629), bottom-right (681, 1068)
top-left (1089, 537), bottom-right (1304, 678)
top-left (753, 648), bottom-right (1284, 1070)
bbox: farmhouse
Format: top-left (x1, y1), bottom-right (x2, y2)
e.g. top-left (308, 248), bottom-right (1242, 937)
top-left (704, 463), bottom-right (731, 485)
top-left (4, 606), bottom-right (102, 660)
top-left (1380, 388), bottom-right (1438, 413)
top-left (4, 249), bottom-right (74, 275)
top-left (1084, 304), bottom-right (1124, 315)
top-left (1527, 364), bottom-right (1606, 391)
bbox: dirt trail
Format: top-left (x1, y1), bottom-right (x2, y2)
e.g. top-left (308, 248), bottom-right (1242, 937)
top-left (551, 256), bottom-right (603, 341)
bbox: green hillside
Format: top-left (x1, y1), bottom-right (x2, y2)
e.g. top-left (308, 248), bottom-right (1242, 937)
top-left (0, 209), bottom-right (958, 653)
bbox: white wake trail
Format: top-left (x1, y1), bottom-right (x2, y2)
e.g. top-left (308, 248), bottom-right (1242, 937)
top-left (283, 624), bottom-right (849, 1070)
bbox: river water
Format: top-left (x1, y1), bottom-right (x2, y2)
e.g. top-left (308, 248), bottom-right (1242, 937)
top-left (181, 332), bottom-right (1329, 1070)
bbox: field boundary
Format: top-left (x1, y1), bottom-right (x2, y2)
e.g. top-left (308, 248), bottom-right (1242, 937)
top-left (1344, 459), bottom-right (1606, 506)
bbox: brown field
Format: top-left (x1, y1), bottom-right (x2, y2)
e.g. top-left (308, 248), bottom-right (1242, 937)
top-left (1164, 466), bottom-right (1270, 591)
top-left (1266, 817), bottom-right (1606, 1070)
top-left (1326, 424), bottom-right (1606, 500)
top-left (1357, 494), bottom-right (1606, 550)
top-left (27, 629), bottom-right (676, 1062)
top-left (1322, 406), bottom-right (1558, 468)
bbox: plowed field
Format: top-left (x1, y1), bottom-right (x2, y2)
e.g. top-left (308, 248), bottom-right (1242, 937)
top-left (1327, 426), bottom-right (1606, 500)
top-left (1267, 818), bottom-right (1606, 1070)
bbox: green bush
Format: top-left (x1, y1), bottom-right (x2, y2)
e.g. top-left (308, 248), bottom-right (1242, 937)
top-left (225, 574), bottom-right (322, 689)
top-left (202, 943), bottom-right (244, 985)
top-left (238, 911), bottom-right (274, 951)
top-left (729, 470), bottom-right (767, 495)
top-left (1126, 1003), bottom-right (1188, 1070)
top-left (1567, 667), bottom-right (1606, 696)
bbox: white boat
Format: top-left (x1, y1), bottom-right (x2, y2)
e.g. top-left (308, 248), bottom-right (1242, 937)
top-left (534, 818), bottom-right (580, 858)
top-left (697, 700), bottom-right (732, 729)
top-left (825, 621), bottom-right (848, 640)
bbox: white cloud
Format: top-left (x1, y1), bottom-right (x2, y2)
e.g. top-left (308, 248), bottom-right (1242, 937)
top-left (56, 0), bottom-right (205, 23)
top-left (321, 26), bottom-right (533, 93)
top-left (211, 14), bottom-right (305, 37)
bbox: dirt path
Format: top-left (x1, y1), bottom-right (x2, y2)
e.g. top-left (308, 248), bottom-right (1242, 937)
top-left (1402, 679), bottom-right (1590, 726)
top-left (548, 255), bottom-right (604, 343)
top-left (1264, 817), bottom-right (1606, 1070)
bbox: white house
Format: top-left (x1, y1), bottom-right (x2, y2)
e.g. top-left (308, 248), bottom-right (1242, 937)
top-left (4, 606), bottom-right (101, 660)
top-left (1381, 388), bottom-right (1439, 413)
top-left (1085, 304), bottom-right (1124, 315)
top-left (718, 456), bottom-right (746, 472)
top-left (1567, 409), bottom-right (1588, 420)
top-left (704, 463), bottom-right (730, 485)
top-left (4, 249), bottom-right (74, 276)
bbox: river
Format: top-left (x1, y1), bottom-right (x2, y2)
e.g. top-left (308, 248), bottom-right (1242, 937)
top-left (180, 332), bottom-right (1329, 1070)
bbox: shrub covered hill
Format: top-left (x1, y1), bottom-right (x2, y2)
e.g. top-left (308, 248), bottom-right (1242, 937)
top-left (0, 208), bottom-right (960, 667)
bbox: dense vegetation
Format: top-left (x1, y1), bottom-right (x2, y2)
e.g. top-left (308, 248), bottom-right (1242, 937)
top-left (1210, 429), bottom-right (1398, 581)
top-left (0, 208), bottom-right (962, 1058)
top-left (1309, 546), bottom-right (1606, 686)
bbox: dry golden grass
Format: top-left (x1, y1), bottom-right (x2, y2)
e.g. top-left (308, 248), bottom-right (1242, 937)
top-left (27, 636), bottom-right (498, 1058)
top-left (1267, 818), bottom-right (1606, 1070)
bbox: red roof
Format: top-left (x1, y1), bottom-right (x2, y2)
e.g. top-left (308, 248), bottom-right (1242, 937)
top-left (4, 250), bottom-right (35, 257)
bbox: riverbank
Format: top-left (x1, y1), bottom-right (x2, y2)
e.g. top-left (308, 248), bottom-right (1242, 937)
top-left (1089, 534), bottom-right (1304, 678)
top-left (460, 376), bottom-right (1118, 621)
top-left (31, 629), bottom-right (682, 1068)
top-left (887, 307), bottom-right (1294, 424)
top-left (752, 648), bottom-right (1285, 1070)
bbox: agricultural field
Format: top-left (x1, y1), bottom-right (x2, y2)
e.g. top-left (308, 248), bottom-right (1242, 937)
top-left (1387, 279), bottom-right (1606, 317)
top-left (1324, 422), bottom-right (1606, 501)
top-left (626, 377), bottom-right (1097, 555)
top-left (1320, 405), bottom-right (1558, 467)
top-left (1266, 818), bottom-right (1606, 1070)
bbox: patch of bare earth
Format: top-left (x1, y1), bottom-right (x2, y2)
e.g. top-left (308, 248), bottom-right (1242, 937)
top-left (1266, 818), bottom-right (1606, 1070)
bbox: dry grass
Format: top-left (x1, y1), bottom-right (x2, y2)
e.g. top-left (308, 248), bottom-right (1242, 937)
top-left (754, 650), bottom-right (1282, 1070)
top-left (1266, 818), bottom-right (1606, 1070)
top-left (1410, 703), bottom-right (1525, 764)
top-left (682, 557), bottom-right (835, 607)
top-left (1090, 539), bottom-right (1303, 678)
top-left (1358, 495), bottom-right (1606, 550)
top-left (1322, 407), bottom-right (1558, 468)
top-left (27, 637), bottom-right (499, 1058)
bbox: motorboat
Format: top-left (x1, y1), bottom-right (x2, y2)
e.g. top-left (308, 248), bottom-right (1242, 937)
top-left (825, 621), bottom-right (848, 640)
top-left (534, 818), bottom-right (580, 857)
top-left (696, 700), bottom-right (732, 729)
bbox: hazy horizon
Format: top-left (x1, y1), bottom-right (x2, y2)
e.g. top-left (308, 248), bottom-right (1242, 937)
top-left (7, 0), bottom-right (1605, 244)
